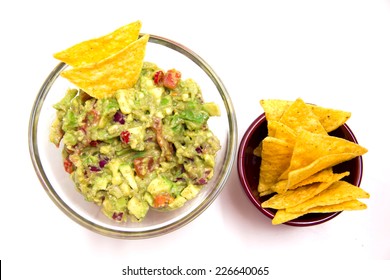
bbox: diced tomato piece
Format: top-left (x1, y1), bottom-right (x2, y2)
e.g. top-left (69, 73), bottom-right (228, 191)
top-left (153, 193), bottom-right (174, 208)
top-left (163, 69), bottom-right (181, 89)
top-left (63, 158), bottom-right (73, 174)
top-left (120, 130), bottom-right (130, 144)
top-left (153, 70), bottom-right (164, 85)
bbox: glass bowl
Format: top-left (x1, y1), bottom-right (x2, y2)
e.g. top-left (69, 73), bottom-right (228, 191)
top-left (237, 113), bottom-right (363, 226)
top-left (29, 34), bottom-right (237, 239)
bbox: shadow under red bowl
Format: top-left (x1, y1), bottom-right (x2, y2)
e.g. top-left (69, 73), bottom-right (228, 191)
top-left (237, 113), bottom-right (363, 226)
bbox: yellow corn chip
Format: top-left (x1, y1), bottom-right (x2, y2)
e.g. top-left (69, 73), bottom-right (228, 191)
top-left (262, 171), bottom-right (349, 209)
top-left (285, 154), bottom-right (358, 188)
top-left (260, 99), bottom-right (351, 132)
top-left (272, 209), bottom-right (304, 225)
top-left (260, 99), bottom-right (290, 122)
top-left (306, 199), bottom-right (367, 213)
top-left (271, 199), bottom-right (366, 225)
top-left (279, 98), bottom-right (327, 135)
top-left (54, 20), bottom-right (142, 67)
top-left (286, 180), bottom-right (370, 213)
top-left (290, 168), bottom-right (335, 189)
top-left (280, 129), bottom-right (367, 187)
top-left (267, 120), bottom-right (296, 143)
top-left (310, 105), bottom-right (351, 133)
top-left (60, 34), bottom-right (149, 99)
top-left (273, 168), bottom-right (335, 194)
top-left (253, 142), bottom-right (262, 157)
top-left (258, 137), bottom-right (294, 196)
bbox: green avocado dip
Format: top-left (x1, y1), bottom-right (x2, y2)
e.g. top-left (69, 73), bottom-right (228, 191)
top-left (49, 62), bottom-right (221, 222)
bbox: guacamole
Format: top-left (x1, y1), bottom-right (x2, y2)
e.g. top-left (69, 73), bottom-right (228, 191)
top-left (49, 62), bottom-right (221, 222)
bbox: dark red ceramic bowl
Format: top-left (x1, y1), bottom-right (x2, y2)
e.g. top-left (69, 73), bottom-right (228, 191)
top-left (237, 113), bottom-right (363, 226)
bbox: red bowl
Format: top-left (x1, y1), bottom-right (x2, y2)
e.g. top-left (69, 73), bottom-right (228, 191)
top-left (237, 113), bottom-right (363, 226)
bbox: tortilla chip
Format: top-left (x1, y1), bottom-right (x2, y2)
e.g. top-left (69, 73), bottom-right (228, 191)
top-left (253, 142), bottom-right (262, 157)
top-left (290, 168), bottom-right (335, 188)
top-left (286, 154), bottom-right (358, 188)
top-left (260, 99), bottom-right (351, 132)
top-left (280, 129), bottom-right (367, 186)
top-left (60, 34), bottom-right (149, 99)
top-left (310, 105), bottom-right (351, 133)
top-left (262, 171), bottom-right (349, 209)
top-left (306, 199), bottom-right (367, 213)
top-left (279, 98), bottom-right (327, 135)
top-left (272, 209), bottom-right (305, 225)
top-left (272, 199), bottom-right (366, 225)
top-left (260, 99), bottom-right (290, 122)
top-left (258, 137), bottom-right (294, 196)
top-left (286, 180), bottom-right (370, 213)
top-left (54, 20), bottom-right (142, 67)
top-left (272, 168), bottom-right (336, 194)
top-left (267, 120), bottom-right (296, 143)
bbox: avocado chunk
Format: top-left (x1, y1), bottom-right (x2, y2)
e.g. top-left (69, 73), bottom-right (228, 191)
top-left (202, 102), bottom-right (221, 116)
top-left (119, 164), bottom-right (138, 190)
top-left (181, 184), bottom-right (201, 200)
top-left (168, 195), bottom-right (187, 209)
top-left (147, 176), bottom-right (174, 197)
top-left (128, 196), bottom-right (149, 221)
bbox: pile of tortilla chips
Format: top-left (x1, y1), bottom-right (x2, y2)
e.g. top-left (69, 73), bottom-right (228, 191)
top-left (256, 98), bottom-right (369, 225)
top-left (53, 20), bottom-right (149, 99)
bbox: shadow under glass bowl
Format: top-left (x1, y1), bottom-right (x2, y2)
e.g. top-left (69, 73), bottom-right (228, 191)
top-left (29, 34), bottom-right (238, 239)
top-left (237, 113), bottom-right (363, 226)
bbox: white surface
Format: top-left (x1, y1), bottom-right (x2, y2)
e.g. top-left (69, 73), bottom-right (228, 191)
top-left (1, 0), bottom-right (389, 279)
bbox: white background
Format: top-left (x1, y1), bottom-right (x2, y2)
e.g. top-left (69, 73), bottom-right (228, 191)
top-left (1, 0), bottom-right (389, 279)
